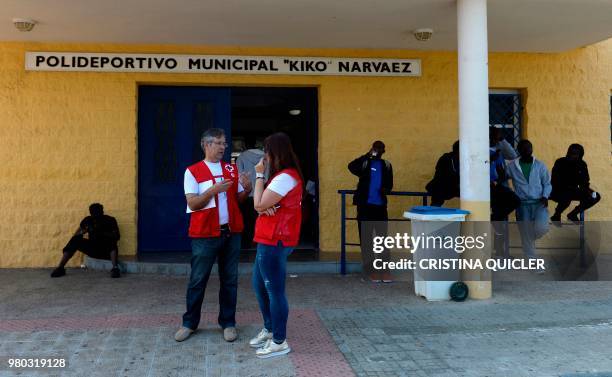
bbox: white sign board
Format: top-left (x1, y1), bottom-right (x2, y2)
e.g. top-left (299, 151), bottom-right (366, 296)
top-left (25, 52), bottom-right (421, 77)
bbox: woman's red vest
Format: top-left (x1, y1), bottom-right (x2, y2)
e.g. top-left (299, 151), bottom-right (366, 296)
top-left (254, 169), bottom-right (303, 247)
top-left (187, 161), bottom-right (244, 238)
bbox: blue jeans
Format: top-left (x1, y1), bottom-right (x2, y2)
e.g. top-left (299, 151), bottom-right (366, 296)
top-left (182, 233), bottom-right (241, 330)
top-left (252, 242), bottom-right (293, 343)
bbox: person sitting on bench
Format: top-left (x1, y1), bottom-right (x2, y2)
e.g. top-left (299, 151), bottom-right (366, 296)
top-left (426, 141), bottom-right (460, 207)
top-left (550, 143), bottom-right (601, 223)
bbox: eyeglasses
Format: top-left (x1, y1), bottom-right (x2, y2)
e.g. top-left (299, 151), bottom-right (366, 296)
top-left (209, 141), bottom-right (228, 147)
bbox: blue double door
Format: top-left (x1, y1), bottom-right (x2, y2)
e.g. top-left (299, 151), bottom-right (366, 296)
top-left (138, 86), bottom-right (231, 252)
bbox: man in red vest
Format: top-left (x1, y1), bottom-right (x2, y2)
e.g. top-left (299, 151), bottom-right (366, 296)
top-left (174, 128), bottom-right (251, 343)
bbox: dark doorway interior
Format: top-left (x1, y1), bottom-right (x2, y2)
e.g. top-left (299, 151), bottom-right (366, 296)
top-left (231, 87), bottom-right (319, 259)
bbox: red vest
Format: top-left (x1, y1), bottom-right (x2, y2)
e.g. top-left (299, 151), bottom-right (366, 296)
top-left (254, 169), bottom-right (303, 247)
top-left (187, 161), bottom-right (244, 238)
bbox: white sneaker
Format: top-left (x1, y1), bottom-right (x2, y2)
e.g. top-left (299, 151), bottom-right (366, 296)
top-left (249, 328), bottom-right (272, 348)
top-left (256, 339), bottom-right (291, 359)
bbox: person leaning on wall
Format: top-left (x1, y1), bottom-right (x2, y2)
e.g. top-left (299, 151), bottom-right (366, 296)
top-left (51, 203), bottom-right (121, 278)
top-left (504, 139), bottom-right (551, 271)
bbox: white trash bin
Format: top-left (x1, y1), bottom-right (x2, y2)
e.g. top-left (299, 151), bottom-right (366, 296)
top-left (403, 206), bottom-right (470, 301)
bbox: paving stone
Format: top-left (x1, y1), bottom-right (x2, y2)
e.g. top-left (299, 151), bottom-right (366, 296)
top-left (5, 271), bottom-right (612, 376)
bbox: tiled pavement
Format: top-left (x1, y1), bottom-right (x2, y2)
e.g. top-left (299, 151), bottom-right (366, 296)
top-left (0, 310), bottom-right (353, 377)
top-left (319, 302), bottom-right (612, 377)
top-left (2, 269), bottom-right (612, 376)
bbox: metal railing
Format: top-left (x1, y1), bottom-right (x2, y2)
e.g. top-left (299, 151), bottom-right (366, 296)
top-left (338, 190), bottom-right (429, 275)
top-left (501, 212), bottom-right (586, 267)
top-left (338, 190), bottom-right (587, 275)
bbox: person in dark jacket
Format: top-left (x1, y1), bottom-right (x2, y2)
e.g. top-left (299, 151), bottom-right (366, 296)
top-left (489, 132), bottom-right (520, 221)
top-left (51, 203), bottom-right (121, 278)
top-left (348, 141), bottom-right (393, 282)
top-left (489, 132), bottom-right (520, 258)
top-left (550, 144), bottom-right (601, 222)
top-left (426, 141), bottom-right (460, 207)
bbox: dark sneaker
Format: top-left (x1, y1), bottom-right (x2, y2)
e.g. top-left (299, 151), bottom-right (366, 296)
top-left (110, 267), bottom-right (121, 278)
top-left (550, 214), bottom-right (562, 227)
top-left (50, 267), bottom-right (66, 278)
top-left (567, 212), bottom-right (581, 223)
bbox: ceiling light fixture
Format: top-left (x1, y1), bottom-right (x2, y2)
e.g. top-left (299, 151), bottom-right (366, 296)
top-left (289, 109), bottom-right (301, 116)
top-left (13, 18), bottom-right (37, 32)
top-left (413, 28), bottom-right (433, 42)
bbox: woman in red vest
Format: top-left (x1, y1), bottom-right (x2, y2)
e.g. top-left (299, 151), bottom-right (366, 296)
top-left (249, 132), bottom-right (303, 359)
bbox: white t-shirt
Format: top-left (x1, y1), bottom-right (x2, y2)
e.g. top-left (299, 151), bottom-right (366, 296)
top-left (184, 161), bottom-right (244, 225)
top-left (267, 173), bottom-right (298, 197)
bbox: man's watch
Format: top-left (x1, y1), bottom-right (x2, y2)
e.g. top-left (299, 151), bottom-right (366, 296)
top-left (256, 173), bottom-right (265, 179)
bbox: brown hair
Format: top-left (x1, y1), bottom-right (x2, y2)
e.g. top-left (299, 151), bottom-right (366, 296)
top-left (263, 132), bottom-right (303, 181)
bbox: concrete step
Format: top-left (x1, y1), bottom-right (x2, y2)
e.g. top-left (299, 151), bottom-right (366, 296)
top-left (84, 256), bottom-right (362, 276)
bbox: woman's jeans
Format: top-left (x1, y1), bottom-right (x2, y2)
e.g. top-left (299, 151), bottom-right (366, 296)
top-left (252, 242), bottom-right (293, 343)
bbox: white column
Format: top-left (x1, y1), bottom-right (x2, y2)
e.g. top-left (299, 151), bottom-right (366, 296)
top-left (457, 0), bottom-right (490, 214)
top-left (457, 0), bottom-right (492, 299)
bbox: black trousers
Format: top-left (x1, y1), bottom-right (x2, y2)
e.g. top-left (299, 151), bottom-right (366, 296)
top-left (491, 184), bottom-right (521, 221)
top-left (357, 204), bottom-right (389, 274)
top-left (490, 185), bottom-right (520, 257)
top-left (63, 235), bottom-right (115, 260)
top-left (428, 188), bottom-right (460, 207)
top-left (552, 188), bottom-right (601, 215)
top-left (239, 197), bottom-right (257, 249)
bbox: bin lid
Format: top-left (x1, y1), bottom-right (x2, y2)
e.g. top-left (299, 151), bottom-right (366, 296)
top-left (403, 206), bottom-right (470, 221)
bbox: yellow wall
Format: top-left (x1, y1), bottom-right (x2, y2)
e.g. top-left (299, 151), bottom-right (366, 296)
top-left (0, 40), bottom-right (610, 267)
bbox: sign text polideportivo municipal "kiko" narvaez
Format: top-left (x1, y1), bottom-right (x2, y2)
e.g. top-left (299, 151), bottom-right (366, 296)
top-left (26, 52), bottom-right (421, 77)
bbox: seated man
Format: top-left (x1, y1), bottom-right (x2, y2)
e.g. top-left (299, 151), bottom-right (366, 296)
top-left (51, 203), bottom-right (121, 278)
top-left (550, 143), bottom-right (601, 223)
